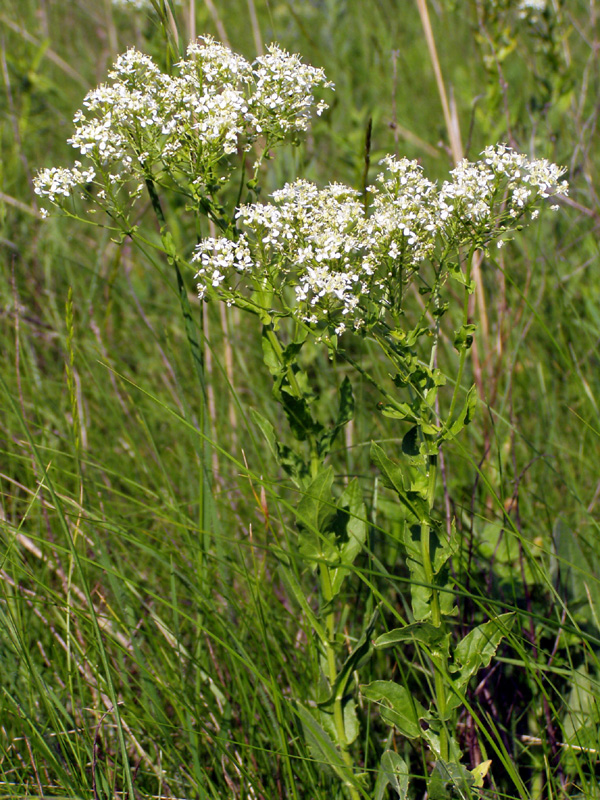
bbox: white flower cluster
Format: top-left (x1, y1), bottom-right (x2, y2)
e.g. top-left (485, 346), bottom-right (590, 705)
top-left (112, 0), bottom-right (181, 10)
top-left (193, 236), bottom-right (253, 299)
top-left (440, 143), bottom-right (568, 233)
top-left (252, 48), bottom-right (332, 133)
top-left (34, 37), bottom-right (332, 211)
top-left (33, 162), bottom-right (96, 203)
top-left (518, 0), bottom-right (546, 17)
top-left (194, 145), bottom-right (568, 329)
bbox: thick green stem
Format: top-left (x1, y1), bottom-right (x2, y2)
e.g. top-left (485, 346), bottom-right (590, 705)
top-left (446, 248), bottom-right (475, 426)
top-left (144, 174), bottom-right (214, 581)
top-left (419, 454), bottom-right (450, 760)
top-left (320, 562), bottom-right (360, 800)
top-left (265, 325), bottom-right (357, 796)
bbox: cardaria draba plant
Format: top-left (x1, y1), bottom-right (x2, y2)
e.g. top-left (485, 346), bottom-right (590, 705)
top-left (34, 36), bottom-right (332, 225)
top-left (195, 144), bottom-right (568, 798)
top-left (35, 34), bottom-right (568, 799)
top-left (195, 145), bottom-right (566, 335)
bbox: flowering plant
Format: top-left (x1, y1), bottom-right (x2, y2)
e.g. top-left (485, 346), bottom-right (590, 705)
top-left (194, 146), bottom-right (566, 334)
top-left (34, 36), bottom-right (567, 800)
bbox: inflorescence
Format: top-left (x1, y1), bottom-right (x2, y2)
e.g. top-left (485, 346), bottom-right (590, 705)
top-left (193, 146), bottom-right (568, 331)
top-left (34, 37), bottom-right (332, 209)
top-left (34, 37), bottom-right (568, 336)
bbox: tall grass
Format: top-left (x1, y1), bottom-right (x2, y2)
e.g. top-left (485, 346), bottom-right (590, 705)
top-left (1, 1), bottom-right (599, 798)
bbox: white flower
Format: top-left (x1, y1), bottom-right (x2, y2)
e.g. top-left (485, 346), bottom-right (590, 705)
top-left (33, 162), bottom-right (96, 202)
top-left (112, 0), bottom-right (181, 9)
top-left (194, 146), bottom-right (567, 326)
top-left (192, 235), bottom-right (253, 299)
top-left (41, 36), bottom-right (333, 206)
top-left (518, 0), bottom-right (546, 17)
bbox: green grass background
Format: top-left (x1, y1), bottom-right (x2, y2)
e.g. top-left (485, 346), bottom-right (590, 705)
top-left (1, 0), bottom-right (600, 797)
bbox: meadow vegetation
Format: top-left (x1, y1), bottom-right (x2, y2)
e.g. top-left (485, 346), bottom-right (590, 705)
top-left (1, 1), bottom-right (599, 798)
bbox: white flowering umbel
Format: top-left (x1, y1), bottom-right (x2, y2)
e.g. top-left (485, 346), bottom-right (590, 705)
top-left (34, 37), bottom-right (332, 218)
top-left (193, 145), bottom-right (568, 332)
top-left (33, 162), bottom-right (96, 203)
top-left (112, 0), bottom-right (181, 9)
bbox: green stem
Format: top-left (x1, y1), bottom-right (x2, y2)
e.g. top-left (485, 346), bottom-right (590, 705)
top-left (419, 454), bottom-right (450, 760)
top-left (264, 324), bottom-right (323, 477)
top-left (144, 173), bottom-right (214, 578)
top-left (446, 247), bottom-right (475, 426)
top-left (320, 562), bottom-right (361, 800)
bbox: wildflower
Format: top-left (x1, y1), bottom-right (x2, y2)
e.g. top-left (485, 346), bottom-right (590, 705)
top-left (518, 0), bottom-right (546, 18)
top-left (194, 145), bottom-right (568, 331)
top-left (192, 236), bottom-right (253, 299)
top-left (33, 37), bottom-right (333, 215)
top-left (33, 162), bottom-right (96, 202)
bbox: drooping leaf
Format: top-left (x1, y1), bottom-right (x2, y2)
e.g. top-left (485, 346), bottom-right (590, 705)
top-left (450, 613), bottom-right (515, 693)
top-left (361, 681), bottom-right (426, 739)
top-left (295, 703), bottom-right (357, 787)
top-left (374, 751), bottom-right (410, 800)
top-left (330, 478), bottom-right (368, 596)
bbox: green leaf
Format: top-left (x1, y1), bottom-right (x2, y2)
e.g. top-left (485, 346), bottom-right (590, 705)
top-left (370, 443), bottom-right (430, 522)
top-left (276, 564), bottom-right (328, 644)
top-left (294, 703), bottom-right (358, 788)
top-left (296, 467), bottom-right (334, 531)
top-left (250, 408), bottom-right (309, 486)
top-left (401, 523), bottom-right (458, 621)
top-left (428, 759), bottom-right (477, 800)
top-left (401, 426), bottom-right (420, 456)
top-left (374, 751), bottom-right (410, 800)
top-left (453, 323), bottom-right (477, 351)
top-left (451, 613), bottom-right (515, 692)
top-left (448, 262), bottom-right (476, 291)
top-left (444, 384), bottom-right (478, 440)
top-left (330, 478), bottom-right (368, 595)
top-left (279, 385), bottom-right (323, 443)
top-left (322, 607), bottom-right (379, 707)
top-left (361, 681), bottom-right (426, 739)
top-left (296, 467), bottom-right (337, 565)
top-left (471, 760), bottom-right (492, 788)
top-left (380, 402), bottom-right (419, 422)
top-left (375, 622), bottom-right (449, 652)
top-left (318, 376), bottom-right (354, 458)
top-left (343, 698), bottom-right (360, 745)
top-left (261, 327), bottom-right (281, 377)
